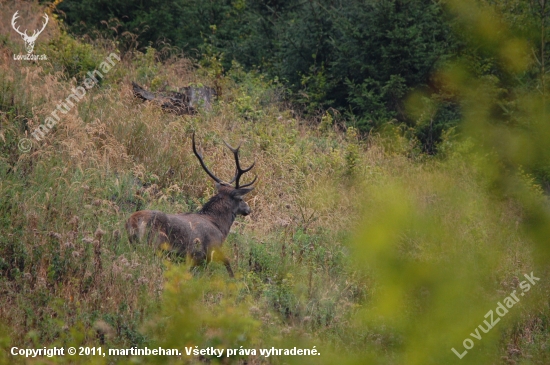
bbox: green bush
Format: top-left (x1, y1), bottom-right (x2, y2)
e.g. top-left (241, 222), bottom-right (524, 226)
top-left (45, 33), bottom-right (104, 80)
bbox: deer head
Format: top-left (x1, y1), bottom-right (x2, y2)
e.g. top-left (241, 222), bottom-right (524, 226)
top-left (192, 132), bottom-right (257, 218)
top-left (12, 11), bottom-right (49, 54)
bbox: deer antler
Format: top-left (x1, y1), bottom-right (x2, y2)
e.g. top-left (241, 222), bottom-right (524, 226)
top-left (223, 140), bottom-right (257, 188)
top-left (192, 132), bottom-right (225, 185)
top-left (11, 11), bottom-right (27, 37)
top-left (11, 11), bottom-right (48, 40)
top-left (31, 13), bottom-right (49, 39)
top-left (192, 133), bottom-right (257, 188)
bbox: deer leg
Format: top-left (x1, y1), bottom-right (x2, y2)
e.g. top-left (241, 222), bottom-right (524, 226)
top-left (222, 257), bottom-right (234, 278)
top-left (152, 231), bottom-right (170, 251)
top-left (187, 245), bottom-right (207, 276)
top-left (207, 248), bottom-right (234, 278)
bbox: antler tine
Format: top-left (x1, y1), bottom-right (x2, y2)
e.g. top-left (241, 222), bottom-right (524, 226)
top-left (37, 13), bottom-right (49, 34)
top-left (11, 11), bottom-right (26, 37)
top-left (30, 13), bottom-right (48, 38)
top-left (192, 132), bottom-right (225, 185)
top-left (223, 139), bottom-right (256, 188)
top-left (238, 175), bottom-right (257, 188)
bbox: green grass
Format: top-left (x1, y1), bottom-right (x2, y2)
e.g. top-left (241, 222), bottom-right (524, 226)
top-left (0, 2), bottom-right (549, 364)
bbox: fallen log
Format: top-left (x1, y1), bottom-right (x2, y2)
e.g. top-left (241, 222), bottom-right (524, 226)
top-left (131, 82), bottom-right (216, 115)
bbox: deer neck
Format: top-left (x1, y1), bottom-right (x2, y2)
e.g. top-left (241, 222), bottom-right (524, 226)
top-left (199, 196), bottom-right (236, 238)
top-left (204, 209), bottom-right (235, 238)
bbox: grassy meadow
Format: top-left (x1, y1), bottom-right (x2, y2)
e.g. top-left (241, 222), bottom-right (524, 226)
top-left (0, 1), bottom-right (549, 364)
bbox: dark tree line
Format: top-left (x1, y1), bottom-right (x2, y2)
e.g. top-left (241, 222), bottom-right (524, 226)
top-left (55, 0), bottom-right (549, 156)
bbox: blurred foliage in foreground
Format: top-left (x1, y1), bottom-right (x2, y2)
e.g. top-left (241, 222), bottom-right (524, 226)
top-left (0, 0), bottom-right (549, 364)
top-left (350, 0), bottom-right (550, 364)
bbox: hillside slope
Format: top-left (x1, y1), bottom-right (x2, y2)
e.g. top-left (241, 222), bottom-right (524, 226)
top-left (0, 2), bottom-right (549, 365)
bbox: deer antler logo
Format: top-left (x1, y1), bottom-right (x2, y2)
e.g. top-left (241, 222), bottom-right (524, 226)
top-left (11, 11), bottom-right (49, 54)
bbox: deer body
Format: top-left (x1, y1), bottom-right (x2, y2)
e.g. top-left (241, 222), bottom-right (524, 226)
top-left (126, 134), bottom-right (256, 277)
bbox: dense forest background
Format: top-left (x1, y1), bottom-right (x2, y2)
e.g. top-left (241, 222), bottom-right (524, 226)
top-left (1, 0), bottom-right (549, 364)
top-left (56, 0), bottom-right (549, 160)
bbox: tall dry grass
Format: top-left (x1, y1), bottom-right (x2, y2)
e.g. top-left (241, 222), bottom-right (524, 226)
top-left (0, 1), bottom-right (548, 364)
top-left (0, 0), bottom-right (371, 353)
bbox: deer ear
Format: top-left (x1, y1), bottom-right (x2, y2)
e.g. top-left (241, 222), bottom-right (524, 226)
top-left (231, 187), bottom-right (253, 197)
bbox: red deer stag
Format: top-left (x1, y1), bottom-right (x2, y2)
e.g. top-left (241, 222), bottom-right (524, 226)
top-left (125, 133), bottom-right (256, 277)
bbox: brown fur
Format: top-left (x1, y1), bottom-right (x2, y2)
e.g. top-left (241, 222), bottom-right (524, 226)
top-left (126, 185), bottom-right (253, 277)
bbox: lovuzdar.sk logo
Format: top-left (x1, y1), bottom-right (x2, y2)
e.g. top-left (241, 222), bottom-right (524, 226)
top-left (11, 10), bottom-right (49, 61)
